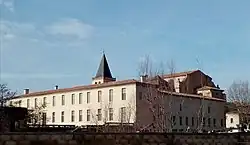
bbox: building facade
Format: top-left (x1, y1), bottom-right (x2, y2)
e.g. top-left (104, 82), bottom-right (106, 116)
top-left (8, 54), bottom-right (226, 132)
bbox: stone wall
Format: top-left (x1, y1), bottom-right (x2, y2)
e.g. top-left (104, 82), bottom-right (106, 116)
top-left (0, 132), bottom-right (250, 145)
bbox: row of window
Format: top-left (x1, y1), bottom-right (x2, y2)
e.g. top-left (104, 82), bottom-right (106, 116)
top-left (179, 104), bottom-right (211, 114)
top-left (171, 116), bottom-right (224, 127)
top-left (11, 88), bottom-right (127, 108)
top-left (51, 107), bottom-right (127, 123)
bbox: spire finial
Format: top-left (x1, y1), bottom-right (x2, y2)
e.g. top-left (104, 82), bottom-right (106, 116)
top-left (102, 49), bottom-right (105, 55)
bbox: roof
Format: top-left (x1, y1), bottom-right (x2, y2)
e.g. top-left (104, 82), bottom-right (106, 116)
top-left (226, 102), bottom-right (250, 114)
top-left (94, 54), bottom-right (114, 79)
top-left (197, 86), bottom-right (224, 91)
top-left (161, 90), bottom-right (226, 102)
top-left (145, 75), bottom-right (173, 91)
top-left (14, 79), bottom-right (138, 98)
top-left (162, 70), bottom-right (199, 78)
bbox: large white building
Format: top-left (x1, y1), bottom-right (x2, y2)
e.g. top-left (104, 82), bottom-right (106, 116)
top-left (8, 54), bottom-right (226, 132)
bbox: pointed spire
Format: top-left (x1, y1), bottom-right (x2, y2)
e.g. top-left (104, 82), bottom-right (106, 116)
top-left (95, 53), bottom-right (113, 79)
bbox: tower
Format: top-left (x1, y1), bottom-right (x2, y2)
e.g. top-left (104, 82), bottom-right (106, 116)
top-left (92, 53), bottom-right (116, 84)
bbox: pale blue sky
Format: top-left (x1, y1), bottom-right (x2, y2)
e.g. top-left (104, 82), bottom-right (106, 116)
top-left (0, 0), bottom-right (249, 93)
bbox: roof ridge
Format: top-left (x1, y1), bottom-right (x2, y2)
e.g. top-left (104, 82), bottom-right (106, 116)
top-left (14, 79), bottom-right (138, 98)
top-left (163, 69), bottom-right (200, 78)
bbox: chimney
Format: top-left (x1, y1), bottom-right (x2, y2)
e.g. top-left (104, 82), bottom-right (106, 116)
top-left (54, 85), bottom-right (59, 90)
top-left (140, 75), bottom-right (148, 82)
top-left (23, 89), bottom-right (29, 95)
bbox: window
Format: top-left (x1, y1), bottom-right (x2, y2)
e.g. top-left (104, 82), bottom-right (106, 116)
top-left (213, 118), bottom-right (216, 127)
top-left (35, 98), bottom-right (37, 108)
top-left (109, 108), bottom-right (113, 121)
top-left (9, 101), bottom-right (13, 106)
top-left (172, 129), bottom-right (178, 132)
top-left (62, 95), bottom-right (65, 105)
top-left (109, 89), bottom-right (113, 102)
top-left (79, 110), bottom-right (82, 121)
top-left (27, 99), bottom-right (30, 108)
top-left (139, 92), bottom-right (143, 100)
top-left (203, 118), bottom-right (206, 126)
top-left (230, 118), bottom-right (234, 123)
top-left (87, 92), bottom-right (90, 103)
top-left (71, 110), bottom-right (75, 122)
top-left (172, 116), bottom-right (176, 125)
top-left (208, 106), bottom-right (211, 113)
top-left (87, 109), bottom-right (90, 121)
top-left (192, 117), bottom-right (194, 126)
top-left (179, 104), bottom-right (182, 111)
top-left (42, 113), bottom-right (46, 125)
top-left (71, 94), bottom-right (75, 105)
top-left (98, 91), bottom-right (102, 102)
top-left (52, 96), bottom-right (56, 106)
top-left (61, 111), bottom-right (64, 122)
top-left (185, 117), bottom-right (189, 126)
top-left (221, 119), bottom-right (224, 127)
top-left (121, 107), bottom-right (126, 122)
top-left (97, 109), bottom-right (102, 121)
top-left (208, 118), bottom-right (211, 127)
top-left (52, 112), bottom-right (55, 123)
top-left (18, 100), bottom-right (22, 107)
top-left (179, 116), bottom-right (183, 126)
top-left (43, 97), bottom-right (47, 106)
top-left (79, 93), bottom-right (82, 104)
top-left (121, 88), bottom-right (126, 100)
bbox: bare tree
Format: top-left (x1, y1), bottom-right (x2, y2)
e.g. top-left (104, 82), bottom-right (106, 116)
top-left (137, 55), bottom-right (177, 132)
top-left (227, 80), bottom-right (250, 126)
top-left (25, 103), bottom-right (47, 126)
top-left (88, 102), bottom-right (113, 132)
top-left (194, 59), bottom-right (217, 133)
top-left (0, 84), bottom-right (16, 131)
top-left (138, 54), bottom-right (154, 77)
top-left (8, 98), bottom-right (48, 126)
top-left (0, 84), bottom-right (16, 107)
top-left (194, 59), bottom-right (206, 132)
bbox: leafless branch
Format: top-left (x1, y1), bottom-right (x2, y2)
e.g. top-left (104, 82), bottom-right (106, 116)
top-left (0, 84), bottom-right (16, 107)
top-left (137, 55), bottom-right (177, 132)
top-left (227, 80), bottom-right (250, 124)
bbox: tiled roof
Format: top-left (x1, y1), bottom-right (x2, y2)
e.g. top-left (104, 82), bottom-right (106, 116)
top-left (161, 90), bottom-right (226, 102)
top-left (162, 70), bottom-right (199, 78)
top-left (14, 79), bottom-right (138, 98)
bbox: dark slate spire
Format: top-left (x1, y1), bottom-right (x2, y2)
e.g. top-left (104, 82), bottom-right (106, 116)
top-left (95, 54), bottom-right (113, 78)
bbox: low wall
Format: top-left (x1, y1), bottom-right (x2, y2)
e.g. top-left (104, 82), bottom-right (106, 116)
top-left (0, 132), bottom-right (250, 145)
